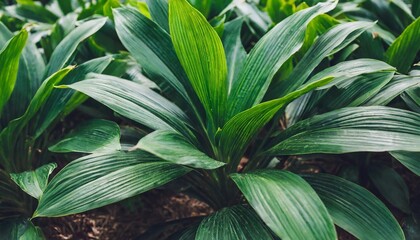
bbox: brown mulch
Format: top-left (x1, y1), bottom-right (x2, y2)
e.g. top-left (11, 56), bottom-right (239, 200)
top-left (35, 191), bottom-right (212, 240)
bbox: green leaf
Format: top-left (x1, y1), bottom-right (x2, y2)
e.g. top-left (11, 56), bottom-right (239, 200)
top-left (45, 18), bottom-right (107, 77)
top-left (267, 106), bottom-right (420, 155)
top-left (146, 0), bottom-right (169, 32)
top-left (34, 151), bottom-right (190, 217)
top-left (196, 205), bottom-right (274, 240)
top-left (390, 151), bottom-right (420, 176)
top-left (0, 23), bottom-right (45, 126)
top-left (135, 130), bottom-right (225, 169)
top-left (386, 17), bottom-right (420, 74)
top-left (0, 29), bottom-right (28, 117)
top-left (0, 67), bottom-right (73, 170)
top-left (5, 2), bottom-right (58, 24)
top-left (227, 0), bottom-right (337, 119)
top-left (220, 77), bottom-right (333, 165)
top-left (34, 56), bottom-right (112, 138)
top-left (222, 18), bottom-right (247, 93)
top-left (10, 163), bottom-right (57, 200)
top-left (365, 75), bottom-right (420, 106)
top-left (231, 170), bottom-right (336, 240)
top-left (113, 7), bottom-right (196, 111)
top-left (0, 218), bottom-right (44, 240)
top-left (64, 77), bottom-right (196, 141)
top-left (49, 119), bottom-right (121, 153)
top-left (368, 165), bottom-right (411, 213)
top-left (169, 0), bottom-right (228, 129)
top-left (304, 174), bottom-right (404, 240)
top-left (272, 21), bottom-right (375, 98)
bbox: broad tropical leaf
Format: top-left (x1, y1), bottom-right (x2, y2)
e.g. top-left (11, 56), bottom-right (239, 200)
top-left (63, 77), bottom-right (196, 142)
top-left (169, 0), bottom-right (228, 129)
top-left (386, 17), bottom-right (420, 73)
top-left (135, 130), bottom-right (225, 169)
top-left (304, 174), bottom-right (405, 240)
top-left (227, 0), bottom-right (337, 119)
top-left (10, 163), bottom-right (57, 200)
top-left (267, 106), bottom-right (420, 155)
top-left (368, 165), bottom-right (411, 213)
top-left (0, 29), bottom-right (28, 116)
top-left (195, 205), bottom-right (273, 240)
top-left (390, 151), bottom-right (420, 176)
top-left (231, 170), bottom-right (336, 240)
top-left (34, 151), bottom-right (191, 217)
top-left (49, 119), bottom-right (121, 153)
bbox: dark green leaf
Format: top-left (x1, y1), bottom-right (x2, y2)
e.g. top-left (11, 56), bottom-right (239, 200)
top-left (64, 77), bottom-right (196, 141)
top-left (222, 18), bottom-right (247, 93)
top-left (34, 151), bottom-right (190, 217)
top-left (231, 170), bottom-right (336, 240)
top-left (45, 18), bottom-right (107, 77)
top-left (135, 130), bottom-right (225, 169)
top-left (390, 151), bottom-right (420, 176)
top-left (49, 119), bottom-right (121, 153)
top-left (267, 106), bottom-right (420, 155)
top-left (304, 174), bottom-right (404, 240)
top-left (196, 205), bottom-right (273, 240)
top-left (10, 163), bottom-right (56, 200)
top-left (146, 0), bottom-right (169, 32)
top-left (368, 165), bottom-right (411, 213)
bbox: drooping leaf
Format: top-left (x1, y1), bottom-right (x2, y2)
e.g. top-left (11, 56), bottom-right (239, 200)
top-left (386, 17), bottom-right (420, 73)
top-left (63, 77), bottom-right (196, 142)
top-left (227, 0), bottom-right (337, 119)
top-left (231, 170), bottom-right (336, 240)
top-left (222, 18), bottom-right (247, 93)
top-left (34, 151), bottom-right (190, 217)
top-left (135, 130), bottom-right (225, 169)
top-left (195, 205), bottom-right (274, 240)
top-left (169, 0), bottom-right (228, 129)
top-left (390, 151), bottom-right (420, 176)
top-left (368, 165), bottom-right (411, 213)
top-left (10, 163), bottom-right (57, 200)
top-left (267, 106), bottom-right (420, 155)
top-left (0, 29), bottom-right (28, 117)
top-left (45, 18), bottom-right (107, 77)
top-left (304, 174), bottom-right (405, 240)
top-left (49, 119), bottom-right (121, 153)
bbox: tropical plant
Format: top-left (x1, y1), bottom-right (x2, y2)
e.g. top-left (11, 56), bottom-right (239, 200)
top-left (0, 16), bottom-right (115, 238)
top-left (8, 0), bottom-right (420, 239)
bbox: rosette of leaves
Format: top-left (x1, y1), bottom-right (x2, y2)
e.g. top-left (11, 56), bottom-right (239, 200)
top-left (20, 0), bottom-right (420, 239)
